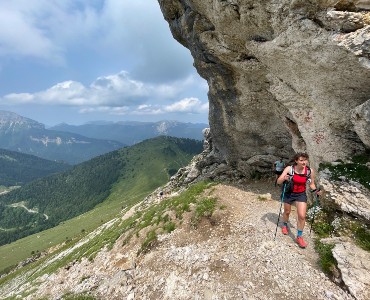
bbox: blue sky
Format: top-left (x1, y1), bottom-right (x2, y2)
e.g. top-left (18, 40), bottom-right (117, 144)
top-left (0, 0), bottom-right (209, 126)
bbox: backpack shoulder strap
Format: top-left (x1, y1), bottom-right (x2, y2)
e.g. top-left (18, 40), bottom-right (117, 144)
top-left (289, 165), bottom-right (294, 177)
top-left (306, 166), bottom-right (312, 183)
top-left (306, 166), bottom-right (311, 177)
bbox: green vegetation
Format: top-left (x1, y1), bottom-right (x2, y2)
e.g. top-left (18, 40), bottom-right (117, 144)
top-left (313, 151), bottom-right (370, 275)
top-left (0, 136), bottom-right (202, 246)
top-left (314, 240), bottom-right (337, 275)
top-left (310, 210), bottom-right (339, 277)
top-left (312, 221), bottom-right (334, 238)
top-left (191, 197), bottom-right (217, 228)
top-left (352, 151), bottom-right (370, 164)
top-left (163, 221), bottom-right (176, 233)
top-left (309, 203), bottom-right (370, 252)
top-left (0, 136), bottom-right (203, 273)
top-left (351, 223), bottom-right (370, 251)
top-left (309, 202), bottom-right (370, 278)
top-left (0, 180), bottom-right (216, 293)
top-left (319, 151), bottom-right (370, 190)
top-left (0, 150), bottom-right (124, 245)
top-left (139, 230), bottom-right (158, 255)
top-left (0, 148), bottom-right (71, 186)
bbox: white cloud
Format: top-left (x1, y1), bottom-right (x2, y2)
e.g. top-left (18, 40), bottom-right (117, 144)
top-left (0, 72), bottom-right (146, 106)
top-left (77, 97), bottom-right (208, 118)
top-left (164, 98), bottom-right (208, 113)
top-left (132, 105), bottom-right (163, 116)
top-left (0, 71), bottom-right (208, 116)
top-left (79, 106), bottom-right (130, 114)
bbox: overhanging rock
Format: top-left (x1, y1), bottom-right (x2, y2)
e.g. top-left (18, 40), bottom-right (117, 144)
top-left (158, 0), bottom-right (370, 175)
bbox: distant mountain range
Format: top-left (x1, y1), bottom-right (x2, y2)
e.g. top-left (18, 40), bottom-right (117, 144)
top-left (0, 111), bottom-right (207, 164)
top-left (49, 120), bottom-right (208, 145)
top-left (0, 111), bottom-right (124, 164)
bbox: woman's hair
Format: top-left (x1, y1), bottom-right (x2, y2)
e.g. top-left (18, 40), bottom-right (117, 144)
top-left (292, 152), bottom-right (309, 164)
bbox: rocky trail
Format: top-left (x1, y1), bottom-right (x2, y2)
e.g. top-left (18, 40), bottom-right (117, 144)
top-left (19, 180), bottom-right (358, 300)
top-left (129, 182), bottom-right (353, 300)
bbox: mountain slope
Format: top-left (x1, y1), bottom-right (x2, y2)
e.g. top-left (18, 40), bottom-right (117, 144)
top-left (49, 120), bottom-right (207, 145)
top-left (0, 148), bottom-right (71, 186)
top-left (0, 136), bottom-right (203, 247)
top-left (0, 182), bottom-right (359, 300)
top-left (0, 111), bottom-right (124, 164)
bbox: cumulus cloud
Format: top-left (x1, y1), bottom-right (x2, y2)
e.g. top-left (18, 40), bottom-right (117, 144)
top-left (164, 98), bottom-right (208, 113)
top-left (77, 98), bottom-right (208, 117)
top-left (0, 70), bottom-right (208, 118)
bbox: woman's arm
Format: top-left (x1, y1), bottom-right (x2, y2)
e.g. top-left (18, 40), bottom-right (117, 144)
top-left (309, 168), bottom-right (323, 195)
top-left (309, 168), bottom-right (316, 190)
top-left (276, 166), bottom-right (291, 185)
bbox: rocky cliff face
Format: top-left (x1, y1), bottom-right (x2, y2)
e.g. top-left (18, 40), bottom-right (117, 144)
top-left (158, 0), bottom-right (370, 173)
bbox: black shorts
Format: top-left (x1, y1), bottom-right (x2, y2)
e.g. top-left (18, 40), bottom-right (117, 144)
top-left (275, 170), bottom-right (283, 175)
top-left (283, 191), bottom-right (307, 204)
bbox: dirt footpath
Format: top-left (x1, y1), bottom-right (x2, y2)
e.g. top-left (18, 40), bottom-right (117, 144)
top-left (132, 181), bottom-right (354, 300)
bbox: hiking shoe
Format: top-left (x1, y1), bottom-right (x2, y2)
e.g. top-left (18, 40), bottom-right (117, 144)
top-left (296, 236), bottom-right (308, 248)
top-left (282, 226), bottom-right (288, 235)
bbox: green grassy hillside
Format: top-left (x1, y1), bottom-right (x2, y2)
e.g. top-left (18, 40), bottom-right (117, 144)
top-left (0, 136), bottom-right (202, 272)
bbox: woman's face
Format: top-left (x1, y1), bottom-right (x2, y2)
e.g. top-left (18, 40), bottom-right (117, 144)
top-left (296, 157), bottom-right (308, 167)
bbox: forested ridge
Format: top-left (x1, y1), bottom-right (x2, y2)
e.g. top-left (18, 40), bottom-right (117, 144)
top-left (0, 148), bottom-right (71, 186)
top-left (0, 136), bottom-right (203, 245)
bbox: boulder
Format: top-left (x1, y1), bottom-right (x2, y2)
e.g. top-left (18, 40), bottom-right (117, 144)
top-left (320, 177), bottom-right (370, 221)
top-left (332, 241), bottom-right (370, 300)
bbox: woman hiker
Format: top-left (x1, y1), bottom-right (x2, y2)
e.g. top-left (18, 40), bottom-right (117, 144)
top-left (276, 152), bottom-right (322, 248)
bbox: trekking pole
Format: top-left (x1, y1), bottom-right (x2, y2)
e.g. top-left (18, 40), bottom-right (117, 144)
top-left (274, 181), bottom-right (287, 240)
top-left (309, 192), bottom-right (319, 235)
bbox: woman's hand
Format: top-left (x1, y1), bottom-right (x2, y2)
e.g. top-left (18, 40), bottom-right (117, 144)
top-left (282, 174), bottom-right (290, 181)
top-left (310, 188), bottom-right (323, 196)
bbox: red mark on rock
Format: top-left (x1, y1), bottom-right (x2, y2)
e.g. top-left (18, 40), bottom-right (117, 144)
top-left (313, 133), bottom-right (325, 144)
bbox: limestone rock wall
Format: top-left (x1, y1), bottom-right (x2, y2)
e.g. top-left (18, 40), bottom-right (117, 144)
top-left (158, 0), bottom-right (370, 173)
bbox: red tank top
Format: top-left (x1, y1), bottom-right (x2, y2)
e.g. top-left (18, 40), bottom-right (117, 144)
top-left (292, 166), bottom-right (308, 193)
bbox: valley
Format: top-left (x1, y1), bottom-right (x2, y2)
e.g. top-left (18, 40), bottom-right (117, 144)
top-left (0, 136), bottom-right (203, 274)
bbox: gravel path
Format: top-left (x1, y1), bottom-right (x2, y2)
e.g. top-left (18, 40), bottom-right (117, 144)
top-left (132, 182), bottom-right (354, 300)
